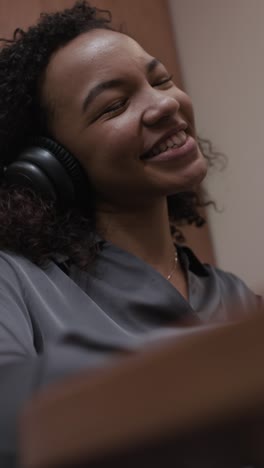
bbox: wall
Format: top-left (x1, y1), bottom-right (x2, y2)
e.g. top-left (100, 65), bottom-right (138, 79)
top-left (169, 0), bottom-right (264, 291)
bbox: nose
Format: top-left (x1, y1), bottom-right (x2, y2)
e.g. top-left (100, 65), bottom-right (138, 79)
top-left (142, 89), bottom-right (180, 127)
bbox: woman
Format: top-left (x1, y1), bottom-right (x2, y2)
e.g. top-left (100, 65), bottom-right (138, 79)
top-left (0, 2), bottom-right (259, 466)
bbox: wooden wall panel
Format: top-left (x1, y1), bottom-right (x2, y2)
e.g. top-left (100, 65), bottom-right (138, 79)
top-left (0, 0), bottom-right (215, 264)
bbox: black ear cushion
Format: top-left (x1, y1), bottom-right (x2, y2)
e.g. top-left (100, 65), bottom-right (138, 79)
top-left (4, 160), bottom-right (57, 200)
top-left (32, 137), bottom-right (86, 192)
top-left (4, 137), bottom-right (88, 210)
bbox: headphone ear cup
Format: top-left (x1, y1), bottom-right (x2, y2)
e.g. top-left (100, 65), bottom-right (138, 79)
top-left (4, 159), bottom-right (57, 200)
top-left (4, 137), bottom-right (87, 210)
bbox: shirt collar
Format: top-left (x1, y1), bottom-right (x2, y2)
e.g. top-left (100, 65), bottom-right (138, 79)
top-left (95, 235), bottom-right (210, 278)
top-left (52, 235), bottom-right (209, 279)
top-left (177, 245), bottom-right (209, 277)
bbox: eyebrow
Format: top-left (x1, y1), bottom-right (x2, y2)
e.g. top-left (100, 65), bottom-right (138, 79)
top-left (82, 57), bottom-right (161, 113)
top-left (147, 57), bottom-right (161, 74)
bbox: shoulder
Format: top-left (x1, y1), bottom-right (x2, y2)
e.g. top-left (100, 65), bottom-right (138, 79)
top-left (0, 251), bottom-right (44, 317)
top-left (207, 263), bottom-right (259, 304)
top-left (179, 246), bottom-right (260, 315)
top-left (0, 250), bottom-right (40, 282)
top-left (206, 264), bottom-right (262, 320)
top-left (0, 250), bottom-right (28, 283)
top-left (0, 250), bottom-right (58, 297)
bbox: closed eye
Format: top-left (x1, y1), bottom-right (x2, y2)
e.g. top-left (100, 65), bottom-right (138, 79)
top-left (102, 99), bottom-right (128, 116)
top-left (153, 74), bottom-right (174, 88)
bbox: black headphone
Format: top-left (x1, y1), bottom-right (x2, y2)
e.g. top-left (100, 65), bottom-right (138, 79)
top-left (3, 137), bottom-right (88, 211)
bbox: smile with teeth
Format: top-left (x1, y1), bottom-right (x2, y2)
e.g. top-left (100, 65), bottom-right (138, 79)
top-left (144, 130), bottom-right (187, 159)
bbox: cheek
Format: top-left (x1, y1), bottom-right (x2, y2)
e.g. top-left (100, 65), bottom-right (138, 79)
top-left (50, 114), bottom-right (83, 158)
top-left (88, 117), bottom-right (141, 164)
top-left (178, 91), bottom-right (196, 129)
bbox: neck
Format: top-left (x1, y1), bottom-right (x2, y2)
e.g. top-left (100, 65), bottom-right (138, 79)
top-left (96, 198), bottom-right (176, 277)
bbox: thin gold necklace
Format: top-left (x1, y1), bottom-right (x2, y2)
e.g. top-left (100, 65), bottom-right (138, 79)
top-left (167, 251), bottom-right (178, 281)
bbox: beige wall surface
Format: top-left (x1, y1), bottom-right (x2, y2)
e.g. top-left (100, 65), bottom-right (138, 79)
top-left (169, 0), bottom-right (264, 291)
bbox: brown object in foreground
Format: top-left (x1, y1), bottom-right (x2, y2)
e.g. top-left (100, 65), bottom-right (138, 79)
top-left (19, 309), bottom-right (264, 468)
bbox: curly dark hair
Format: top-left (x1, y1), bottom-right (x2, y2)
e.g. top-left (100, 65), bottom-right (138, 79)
top-left (0, 1), bottom-right (220, 269)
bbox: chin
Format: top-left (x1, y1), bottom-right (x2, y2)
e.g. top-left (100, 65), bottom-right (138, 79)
top-left (166, 157), bottom-right (208, 195)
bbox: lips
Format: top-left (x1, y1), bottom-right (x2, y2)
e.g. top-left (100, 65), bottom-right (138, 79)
top-left (140, 125), bottom-right (188, 160)
top-left (144, 131), bottom-right (187, 159)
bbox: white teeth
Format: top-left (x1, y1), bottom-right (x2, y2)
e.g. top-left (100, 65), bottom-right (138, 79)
top-left (146, 130), bottom-right (187, 159)
top-left (166, 139), bottom-right (174, 148)
top-left (171, 134), bottom-right (181, 146)
top-left (160, 142), bottom-right (167, 151)
top-left (177, 130), bottom-right (187, 144)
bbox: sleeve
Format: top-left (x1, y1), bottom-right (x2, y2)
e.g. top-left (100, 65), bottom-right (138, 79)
top-left (0, 256), bottom-right (120, 468)
top-left (216, 268), bottom-right (262, 314)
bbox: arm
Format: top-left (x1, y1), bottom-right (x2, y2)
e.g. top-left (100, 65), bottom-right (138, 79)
top-left (0, 257), bottom-right (119, 467)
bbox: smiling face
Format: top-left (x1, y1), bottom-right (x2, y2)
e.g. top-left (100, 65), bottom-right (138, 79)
top-left (41, 29), bottom-right (207, 211)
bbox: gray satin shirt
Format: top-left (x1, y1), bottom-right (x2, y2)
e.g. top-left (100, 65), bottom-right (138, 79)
top-left (0, 242), bottom-right (259, 467)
